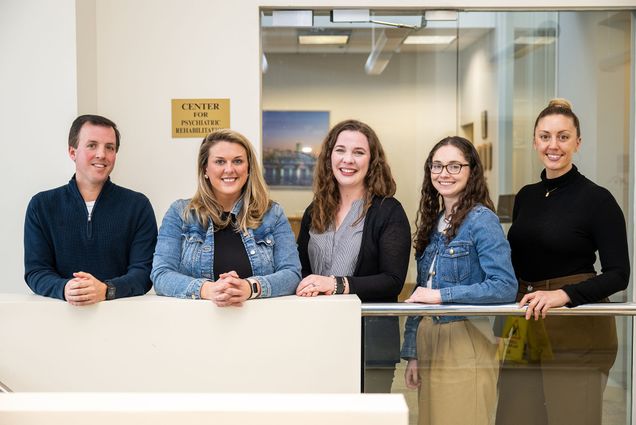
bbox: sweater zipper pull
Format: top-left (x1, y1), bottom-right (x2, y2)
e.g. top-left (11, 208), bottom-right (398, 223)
top-left (87, 211), bottom-right (93, 239)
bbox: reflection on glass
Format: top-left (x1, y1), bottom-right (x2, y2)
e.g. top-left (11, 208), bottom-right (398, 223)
top-left (367, 314), bottom-right (631, 425)
top-left (497, 314), bottom-right (619, 425)
top-left (407, 316), bottom-right (500, 425)
top-left (261, 8), bottom-right (633, 425)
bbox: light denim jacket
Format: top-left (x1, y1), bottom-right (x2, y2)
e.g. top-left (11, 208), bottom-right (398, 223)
top-left (151, 198), bottom-right (301, 299)
top-left (401, 205), bottom-right (517, 359)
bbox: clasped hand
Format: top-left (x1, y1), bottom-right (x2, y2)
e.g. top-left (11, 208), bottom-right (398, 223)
top-left (64, 271), bottom-right (107, 306)
top-left (201, 271), bottom-right (251, 307)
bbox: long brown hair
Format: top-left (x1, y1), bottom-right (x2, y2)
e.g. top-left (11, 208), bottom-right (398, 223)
top-left (414, 136), bottom-right (494, 255)
top-left (187, 129), bottom-right (271, 233)
top-left (311, 119), bottom-right (396, 233)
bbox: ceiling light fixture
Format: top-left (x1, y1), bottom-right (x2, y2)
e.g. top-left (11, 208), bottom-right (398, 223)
top-left (403, 35), bottom-right (457, 45)
top-left (298, 34), bottom-right (350, 45)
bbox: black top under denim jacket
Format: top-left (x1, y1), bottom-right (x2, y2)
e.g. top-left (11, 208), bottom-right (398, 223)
top-left (298, 196), bottom-right (411, 365)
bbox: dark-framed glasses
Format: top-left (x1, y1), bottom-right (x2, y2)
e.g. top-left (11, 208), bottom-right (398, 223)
top-left (430, 162), bottom-right (470, 175)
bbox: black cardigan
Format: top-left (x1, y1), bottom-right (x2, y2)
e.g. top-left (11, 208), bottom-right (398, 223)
top-left (297, 196), bottom-right (411, 302)
top-left (297, 196), bottom-right (412, 365)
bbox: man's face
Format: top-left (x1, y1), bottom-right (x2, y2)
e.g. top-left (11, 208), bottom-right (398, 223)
top-left (69, 123), bottom-right (117, 189)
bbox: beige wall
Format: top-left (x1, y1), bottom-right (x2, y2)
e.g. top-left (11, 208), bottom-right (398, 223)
top-left (1, 0), bottom-right (78, 294)
top-left (92, 0), bottom-right (263, 224)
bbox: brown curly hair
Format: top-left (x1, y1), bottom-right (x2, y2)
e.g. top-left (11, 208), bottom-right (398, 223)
top-left (414, 136), bottom-right (495, 255)
top-left (310, 119), bottom-right (396, 233)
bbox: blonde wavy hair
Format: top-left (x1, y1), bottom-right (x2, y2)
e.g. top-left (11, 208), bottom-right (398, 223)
top-left (311, 119), bottom-right (396, 233)
top-left (187, 129), bottom-right (271, 233)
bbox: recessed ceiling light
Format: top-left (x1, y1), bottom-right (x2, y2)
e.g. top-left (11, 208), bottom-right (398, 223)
top-left (403, 35), bottom-right (456, 45)
top-left (514, 36), bottom-right (556, 45)
top-left (298, 35), bottom-right (350, 45)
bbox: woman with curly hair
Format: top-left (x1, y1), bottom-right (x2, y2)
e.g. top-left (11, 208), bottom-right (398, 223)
top-left (401, 136), bottom-right (517, 425)
top-left (151, 129), bottom-right (301, 306)
top-left (296, 119), bottom-right (411, 393)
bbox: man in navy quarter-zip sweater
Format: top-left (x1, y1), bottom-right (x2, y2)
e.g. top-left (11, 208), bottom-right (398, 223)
top-left (24, 115), bottom-right (157, 305)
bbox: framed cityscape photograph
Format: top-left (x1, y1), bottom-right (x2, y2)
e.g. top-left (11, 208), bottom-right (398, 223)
top-left (262, 110), bottom-right (329, 188)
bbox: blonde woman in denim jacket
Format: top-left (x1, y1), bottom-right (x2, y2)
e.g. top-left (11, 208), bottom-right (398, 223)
top-left (401, 136), bottom-right (517, 425)
top-left (151, 129), bottom-right (301, 305)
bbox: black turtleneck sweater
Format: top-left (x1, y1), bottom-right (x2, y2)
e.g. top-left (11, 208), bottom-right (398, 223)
top-left (507, 165), bottom-right (629, 306)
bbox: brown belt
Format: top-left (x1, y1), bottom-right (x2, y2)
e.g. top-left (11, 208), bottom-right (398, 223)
top-left (517, 272), bottom-right (596, 295)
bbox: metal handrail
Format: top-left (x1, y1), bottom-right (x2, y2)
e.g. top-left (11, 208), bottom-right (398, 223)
top-left (361, 302), bottom-right (636, 317)
top-left (0, 380), bottom-right (13, 393)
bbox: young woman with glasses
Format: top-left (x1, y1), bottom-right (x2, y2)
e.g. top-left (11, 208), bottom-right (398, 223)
top-left (401, 136), bottom-right (517, 425)
top-left (496, 99), bottom-right (630, 425)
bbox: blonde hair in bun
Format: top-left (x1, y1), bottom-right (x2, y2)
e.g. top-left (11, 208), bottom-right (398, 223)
top-left (547, 98), bottom-right (573, 110)
top-left (534, 97), bottom-right (580, 137)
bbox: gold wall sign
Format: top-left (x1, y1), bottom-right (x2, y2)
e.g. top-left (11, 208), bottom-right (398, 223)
top-left (171, 98), bottom-right (230, 138)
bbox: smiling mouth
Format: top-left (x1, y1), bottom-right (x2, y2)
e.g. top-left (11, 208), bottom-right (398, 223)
top-left (437, 181), bottom-right (455, 186)
top-left (546, 154), bottom-right (562, 161)
top-left (339, 168), bottom-right (357, 176)
top-left (92, 163), bottom-right (107, 168)
top-left (221, 177), bottom-right (238, 183)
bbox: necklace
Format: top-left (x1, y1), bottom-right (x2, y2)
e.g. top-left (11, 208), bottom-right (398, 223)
top-left (545, 187), bottom-right (558, 197)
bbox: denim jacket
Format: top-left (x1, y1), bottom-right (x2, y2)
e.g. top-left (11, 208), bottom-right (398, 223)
top-left (151, 198), bottom-right (301, 299)
top-left (401, 205), bottom-right (517, 359)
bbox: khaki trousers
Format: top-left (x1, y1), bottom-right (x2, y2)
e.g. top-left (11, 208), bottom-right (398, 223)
top-left (416, 317), bottom-right (499, 425)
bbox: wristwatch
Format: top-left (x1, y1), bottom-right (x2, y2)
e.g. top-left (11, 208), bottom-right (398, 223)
top-left (105, 282), bottom-right (116, 300)
top-left (246, 278), bottom-right (260, 299)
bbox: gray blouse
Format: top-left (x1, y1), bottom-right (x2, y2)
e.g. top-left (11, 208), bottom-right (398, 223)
top-left (308, 199), bottom-right (365, 277)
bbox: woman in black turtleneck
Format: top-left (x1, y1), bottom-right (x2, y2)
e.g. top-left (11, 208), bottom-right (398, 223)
top-left (496, 99), bottom-right (630, 425)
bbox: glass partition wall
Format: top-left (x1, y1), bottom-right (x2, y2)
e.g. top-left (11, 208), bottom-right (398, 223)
top-left (261, 8), bottom-right (634, 425)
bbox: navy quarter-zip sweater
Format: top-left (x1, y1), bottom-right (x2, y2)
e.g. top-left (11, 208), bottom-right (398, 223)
top-left (24, 176), bottom-right (158, 300)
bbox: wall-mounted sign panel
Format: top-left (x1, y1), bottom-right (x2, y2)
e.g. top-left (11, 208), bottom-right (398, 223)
top-left (171, 98), bottom-right (230, 138)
